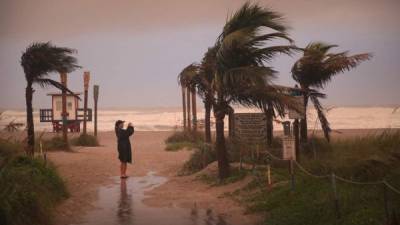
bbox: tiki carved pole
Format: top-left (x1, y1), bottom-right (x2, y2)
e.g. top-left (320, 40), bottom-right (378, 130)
top-left (93, 85), bottom-right (99, 137)
top-left (60, 73), bottom-right (68, 144)
top-left (83, 71), bottom-right (90, 135)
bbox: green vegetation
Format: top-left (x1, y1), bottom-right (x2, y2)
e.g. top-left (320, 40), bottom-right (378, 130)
top-left (39, 136), bottom-right (70, 151)
top-left (180, 142), bottom-right (216, 175)
top-left (196, 167), bottom-right (248, 186)
top-left (0, 138), bottom-right (68, 225)
top-left (165, 131), bottom-right (204, 151)
top-left (227, 131), bottom-right (400, 225)
top-left (71, 134), bottom-right (99, 147)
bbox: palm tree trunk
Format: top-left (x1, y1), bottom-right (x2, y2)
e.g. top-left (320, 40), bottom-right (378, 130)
top-left (300, 94), bottom-right (308, 143)
top-left (186, 86), bottom-right (191, 131)
top-left (25, 82), bottom-right (35, 157)
top-left (181, 86), bottom-right (187, 130)
top-left (191, 87), bottom-right (197, 132)
top-left (266, 106), bottom-right (274, 146)
top-left (228, 108), bottom-right (234, 139)
top-left (204, 98), bottom-right (212, 143)
top-left (214, 97), bottom-right (230, 180)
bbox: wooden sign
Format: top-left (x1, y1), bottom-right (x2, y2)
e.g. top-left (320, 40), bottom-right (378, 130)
top-left (84, 71), bottom-right (90, 90)
top-left (234, 113), bottom-right (267, 145)
top-left (288, 96), bottom-right (305, 119)
top-left (282, 136), bottom-right (296, 160)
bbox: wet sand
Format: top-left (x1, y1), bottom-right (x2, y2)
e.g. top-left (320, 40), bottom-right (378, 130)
top-left (48, 131), bottom-right (259, 225)
top-left (46, 129), bottom-right (397, 225)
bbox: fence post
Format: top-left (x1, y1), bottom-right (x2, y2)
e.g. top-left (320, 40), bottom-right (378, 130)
top-left (266, 155), bottom-right (272, 190)
top-left (331, 173), bottom-right (340, 219)
top-left (383, 182), bottom-right (390, 222)
top-left (290, 159), bottom-right (295, 191)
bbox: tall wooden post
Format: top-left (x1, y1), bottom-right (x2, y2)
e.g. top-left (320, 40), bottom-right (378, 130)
top-left (181, 86), bottom-right (187, 130)
top-left (83, 72), bottom-right (90, 135)
top-left (186, 86), bottom-right (191, 131)
top-left (294, 119), bottom-right (300, 161)
top-left (93, 85), bottom-right (99, 137)
top-left (191, 87), bottom-right (197, 131)
top-left (60, 73), bottom-right (68, 145)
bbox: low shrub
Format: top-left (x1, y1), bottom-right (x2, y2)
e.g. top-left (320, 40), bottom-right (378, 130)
top-left (39, 136), bottom-right (70, 151)
top-left (165, 141), bottom-right (195, 151)
top-left (165, 131), bottom-right (204, 151)
top-left (165, 130), bottom-right (204, 143)
top-left (0, 140), bottom-right (68, 225)
top-left (180, 142), bottom-right (216, 175)
top-left (71, 134), bottom-right (99, 147)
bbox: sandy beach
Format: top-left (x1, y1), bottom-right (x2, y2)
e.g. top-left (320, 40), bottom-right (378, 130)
top-left (48, 131), bottom-right (258, 225)
top-left (42, 128), bottom-right (397, 225)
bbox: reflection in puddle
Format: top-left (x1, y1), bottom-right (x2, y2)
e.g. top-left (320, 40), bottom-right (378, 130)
top-left (73, 172), bottom-right (228, 225)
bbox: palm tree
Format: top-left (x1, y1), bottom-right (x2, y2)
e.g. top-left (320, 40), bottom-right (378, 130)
top-left (178, 63), bottom-right (200, 131)
top-left (21, 42), bottom-right (80, 156)
top-left (212, 2), bottom-right (296, 179)
top-left (291, 42), bottom-right (372, 142)
top-left (194, 46), bottom-right (218, 143)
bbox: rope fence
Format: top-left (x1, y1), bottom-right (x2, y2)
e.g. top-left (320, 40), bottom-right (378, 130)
top-left (250, 148), bottom-right (400, 222)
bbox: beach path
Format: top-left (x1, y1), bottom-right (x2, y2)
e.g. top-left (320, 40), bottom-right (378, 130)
top-left (49, 131), bottom-right (259, 225)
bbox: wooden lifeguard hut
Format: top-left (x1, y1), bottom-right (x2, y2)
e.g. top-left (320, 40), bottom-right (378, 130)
top-left (39, 74), bottom-right (92, 133)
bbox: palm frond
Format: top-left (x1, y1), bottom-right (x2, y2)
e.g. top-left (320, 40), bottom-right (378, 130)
top-left (21, 42), bottom-right (81, 82)
top-left (36, 78), bottom-right (81, 99)
top-left (292, 41), bottom-right (372, 89)
top-left (220, 1), bottom-right (287, 41)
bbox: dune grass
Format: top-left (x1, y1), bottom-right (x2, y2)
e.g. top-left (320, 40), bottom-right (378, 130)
top-left (165, 130), bottom-right (204, 151)
top-left (232, 131), bottom-right (400, 225)
top-left (0, 138), bottom-right (68, 225)
top-left (180, 142), bottom-right (216, 175)
top-left (70, 134), bottom-right (99, 147)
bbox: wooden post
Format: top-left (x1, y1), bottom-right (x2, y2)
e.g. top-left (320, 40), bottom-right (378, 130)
top-left (181, 86), bottom-right (187, 130)
top-left (267, 164), bottom-right (272, 189)
top-left (93, 85), bottom-right (99, 137)
top-left (290, 159), bottom-right (295, 191)
top-left (191, 87), bottom-right (197, 132)
top-left (293, 119), bottom-right (300, 161)
top-left (83, 71), bottom-right (90, 135)
top-left (60, 73), bottom-right (68, 145)
top-left (186, 86), bottom-right (191, 131)
top-left (331, 173), bottom-right (341, 219)
top-left (383, 183), bottom-right (390, 222)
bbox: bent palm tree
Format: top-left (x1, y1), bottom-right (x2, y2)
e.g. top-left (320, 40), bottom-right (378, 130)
top-left (213, 2), bottom-right (296, 179)
top-left (291, 42), bottom-right (372, 142)
top-left (178, 63), bottom-right (200, 130)
top-left (21, 42), bottom-right (80, 156)
top-left (194, 46), bottom-right (218, 143)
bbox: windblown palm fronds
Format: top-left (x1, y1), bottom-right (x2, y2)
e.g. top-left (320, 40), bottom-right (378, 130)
top-left (291, 41), bottom-right (372, 142)
top-left (21, 42), bottom-right (80, 156)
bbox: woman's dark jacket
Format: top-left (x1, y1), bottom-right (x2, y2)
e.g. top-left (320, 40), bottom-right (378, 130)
top-left (115, 125), bottom-right (134, 163)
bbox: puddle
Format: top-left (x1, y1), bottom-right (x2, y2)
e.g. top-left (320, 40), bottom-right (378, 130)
top-left (72, 172), bottom-right (228, 225)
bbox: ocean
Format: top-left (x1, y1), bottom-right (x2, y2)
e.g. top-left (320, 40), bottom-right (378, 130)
top-left (0, 106), bottom-right (399, 132)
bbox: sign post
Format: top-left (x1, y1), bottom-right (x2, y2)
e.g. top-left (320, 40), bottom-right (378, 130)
top-left (282, 136), bottom-right (296, 160)
top-left (93, 85), bottom-right (99, 137)
top-left (83, 71), bottom-right (90, 135)
top-left (288, 95), bottom-right (305, 161)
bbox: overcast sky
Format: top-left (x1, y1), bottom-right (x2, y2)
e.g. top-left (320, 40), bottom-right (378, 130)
top-left (1, 0), bottom-right (399, 109)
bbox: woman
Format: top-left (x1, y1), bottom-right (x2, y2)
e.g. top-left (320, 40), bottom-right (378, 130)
top-left (115, 120), bottom-right (134, 178)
